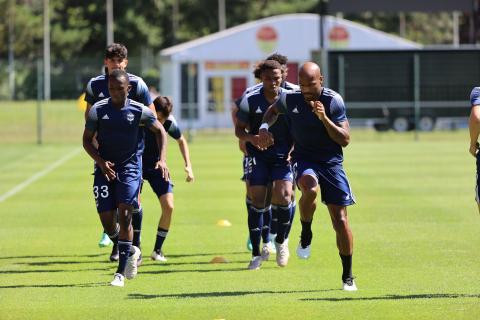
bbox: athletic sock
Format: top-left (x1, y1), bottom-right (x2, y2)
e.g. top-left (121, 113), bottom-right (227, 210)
top-left (108, 223), bottom-right (120, 245)
top-left (270, 205), bottom-right (278, 235)
top-left (340, 254), bottom-right (353, 281)
top-left (116, 240), bottom-right (132, 275)
top-left (132, 207), bottom-right (143, 248)
top-left (285, 200), bottom-right (296, 240)
top-left (273, 202), bottom-right (292, 244)
top-left (248, 205), bottom-right (265, 256)
top-left (300, 219), bottom-right (313, 248)
top-left (261, 205), bottom-right (271, 243)
top-left (154, 227), bottom-right (169, 253)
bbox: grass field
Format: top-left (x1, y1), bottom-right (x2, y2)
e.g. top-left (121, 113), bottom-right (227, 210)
top-left (1, 101), bottom-right (479, 319)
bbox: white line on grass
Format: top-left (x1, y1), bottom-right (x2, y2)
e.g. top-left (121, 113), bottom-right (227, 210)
top-left (0, 147), bottom-right (83, 203)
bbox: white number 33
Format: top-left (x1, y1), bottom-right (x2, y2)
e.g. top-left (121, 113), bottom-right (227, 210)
top-left (93, 185), bottom-right (109, 199)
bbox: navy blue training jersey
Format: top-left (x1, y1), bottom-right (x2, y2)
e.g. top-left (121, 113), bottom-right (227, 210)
top-left (237, 87), bottom-right (293, 162)
top-left (276, 87), bottom-right (347, 165)
top-left (471, 87), bottom-right (480, 106)
top-left (143, 115), bottom-right (182, 169)
top-left (85, 73), bottom-right (152, 107)
top-left (85, 98), bottom-right (156, 165)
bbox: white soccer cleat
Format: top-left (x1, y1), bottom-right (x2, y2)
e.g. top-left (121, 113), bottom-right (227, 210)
top-left (151, 250), bottom-right (167, 262)
top-left (125, 246), bottom-right (141, 280)
top-left (296, 241), bottom-right (311, 259)
top-left (110, 273), bottom-right (125, 287)
top-left (261, 243), bottom-right (271, 261)
top-left (274, 240), bottom-right (290, 267)
top-left (342, 278), bottom-right (358, 291)
top-left (247, 256), bottom-right (262, 270)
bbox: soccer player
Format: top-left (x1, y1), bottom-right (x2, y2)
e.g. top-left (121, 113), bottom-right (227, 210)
top-left (235, 60), bottom-right (294, 270)
top-left (258, 62), bottom-right (357, 291)
top-left (84, 43), bottom-right (154, 262)
top-left (143, 95), bottom-right (194, 262)
top-left (83, 69), bottom-right (168, 287)
top-left (232, 53), bottom-right (298, 253)
top-left (468, 86), bottom-right (480, 213)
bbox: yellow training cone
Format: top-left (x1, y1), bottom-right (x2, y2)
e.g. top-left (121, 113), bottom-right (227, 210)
top-left (216, 219), bottom-right (232, 227)
top-left (210, 256), bottom-right (229, 264)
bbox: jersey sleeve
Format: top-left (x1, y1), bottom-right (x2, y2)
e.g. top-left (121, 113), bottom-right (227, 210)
top-left (276, 89), bottom-right (288, 114)
top-left (136, 78), bottom-right (153, 106)
top-left (85, 105), bottom-right (98, 132)
top-left (140, 106), bottom-right (157, 127)
top-left (236, 94), bottom-right (250, 123)
top-left (166, 116), bottom-right (182, 140)
top-left (84, 79), bottom-right (96, 105)
top-left (330, 94), bottom-right (347, 123)
top-left (471, 87), bottom-right (480, 106)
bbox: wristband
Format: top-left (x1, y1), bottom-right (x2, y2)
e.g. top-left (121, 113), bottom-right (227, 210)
top-left (259, 123), bottom-right (269, 131)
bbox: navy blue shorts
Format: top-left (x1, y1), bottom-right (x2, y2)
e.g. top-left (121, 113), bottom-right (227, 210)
top-left (293, 159), bottom-right (355, 206)
top-left (143, 167), bottom-right (174, 198)
top-left (93, 165), bottom-right (142, 213)
top-left (246, 156), bottom-right (293, 186)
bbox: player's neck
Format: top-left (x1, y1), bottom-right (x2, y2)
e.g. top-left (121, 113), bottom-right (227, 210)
top-left (111, 98), bottom-right (127, 109)
top-left (263, 89), bottom-right (279, 103)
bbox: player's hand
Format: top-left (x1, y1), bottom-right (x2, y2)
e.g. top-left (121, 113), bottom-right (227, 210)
top-left (257, 129), bottom-right (274, 149)
top-left (469, 142), bottom-right (479, 157)
top-left (155, 160), bottom-right (170, 181)
top-left (310, 101), bottom-right (326, 120)
top-left (99, 160), bottom-right (116, 181)
top-left (184, 166), bottom-right (194, 182)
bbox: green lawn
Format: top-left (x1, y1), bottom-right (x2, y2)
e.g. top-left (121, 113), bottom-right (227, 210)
top-left (0, 101), bottom-right (479, 319)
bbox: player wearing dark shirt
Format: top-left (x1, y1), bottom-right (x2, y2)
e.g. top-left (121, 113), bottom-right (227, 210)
top-left (259, 62), bottom-right (357, 291)
top-left (143, 96), bottom-right (194, 262)
top-left (235, 60), bottom-right (294, 270)
top-left (83, 69), bottom-right (168, 287)
top-left (468, 87), bottom-right (480, 213)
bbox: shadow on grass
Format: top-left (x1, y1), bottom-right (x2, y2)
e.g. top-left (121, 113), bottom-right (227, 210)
top-left (0, 253), bottom-right (106, 260)
top-left (301, 293), bottom-right (480, 302)
top-left (15, 260), bottom-right (115, 266)
top-left (139, 267), bottom-right (248, 275)
top-left (165, 251), bottom-right (246, 258)
top-left (129, 289), bottom-right (338, 300)
top-left (0, 282), bottom-right (107, 289)
top-left (0, 267), bottom-right (110, 274)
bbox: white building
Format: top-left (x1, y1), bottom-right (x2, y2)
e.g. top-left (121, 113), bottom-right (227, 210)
top-left (160, 13), bottom-right (420, 129)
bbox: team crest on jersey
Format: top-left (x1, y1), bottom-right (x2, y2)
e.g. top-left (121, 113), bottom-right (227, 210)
top-left (126, 112), bottom-right (135, 123)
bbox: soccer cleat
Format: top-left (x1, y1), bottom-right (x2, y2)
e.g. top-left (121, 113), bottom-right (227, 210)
top-left (296, 241), bottom-right (311, 259)
top-left (261, 243), bottom-right (270, 261)
top-left (342, 277), bottom-right (358, 291)
top-left (247, 256), bottom-right (262, 270)
top-left (98, 232), bottom-right (113, 248)
top-left (110, 273), bottom-right (125, 287)
top-left (150, 250), bottom-right (167, 262)
top-left (246, 237), bottom-right (253, 251)
top-left (125, 246), bottom-right (141, 280)
top-left (109, 243), bottom-right (119, 262)
top-left (274, 239), bottom-right (290, 267)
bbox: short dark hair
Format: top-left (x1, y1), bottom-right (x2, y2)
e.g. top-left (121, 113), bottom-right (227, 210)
top-left (105, 43), bottom-right (128, 60)
top-left (266, 53), bottom-right (288, 66)
top-left (109, 69), bottom-right (129, 84)
top-left (253, 59), bottom-right (283, 79)
top-left (153, 96), bottom-right (173, 117)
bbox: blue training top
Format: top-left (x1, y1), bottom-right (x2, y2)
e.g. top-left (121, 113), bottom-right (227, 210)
top-left (237, 87), bottom-right (293, 163)
top-left (471, 87), bottom-right (480, 106)
top-left (85, 98), bottom-right (156, 166)
top-left (143, 115), bottom-right (182, 169)
top-left (276, 87), bottom-right (348, 165)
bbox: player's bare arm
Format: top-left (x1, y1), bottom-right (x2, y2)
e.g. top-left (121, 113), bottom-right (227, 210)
top-left (310, 101), bottom-right (350, 147)
top-left (234, 118), bottom-right (266, 151)
top-left (82, 128), bottom-right (116, 181)
top-left (258, 103), bottom-right (279, 148)
top-left (176, 135), bottom-right (195, 182)
top-left (469, 105), bottom-right (480, 157)
top-left (149, 119), bottom-right (170, 179)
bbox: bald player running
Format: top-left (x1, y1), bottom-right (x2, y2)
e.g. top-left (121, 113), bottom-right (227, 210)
top-left (258, 62), bottom-right (357, 291)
